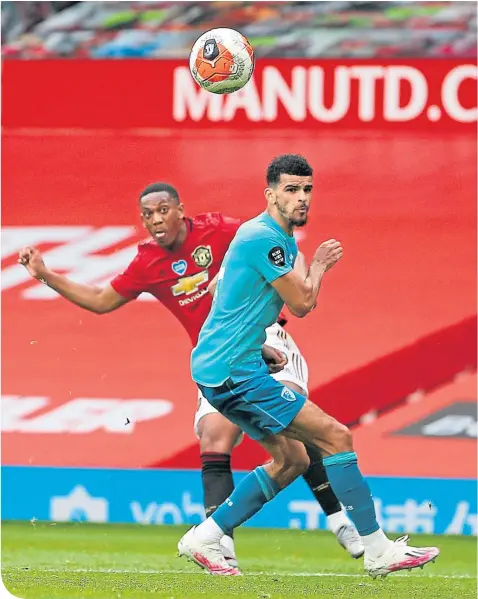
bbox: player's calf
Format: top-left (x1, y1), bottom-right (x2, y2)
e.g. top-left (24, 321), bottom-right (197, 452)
top-left (200, 452), bottom-right (234, 518)
top-left (198, 412), bottom-right (242, 565)
top-left (198, 414), bottom-right (240, 518)
top-left (303, 444), bottom-right (364, 559)
top-left (192, 437), bottom-right (308, 554)
top-left (282, 401), bottom-right (441, 568)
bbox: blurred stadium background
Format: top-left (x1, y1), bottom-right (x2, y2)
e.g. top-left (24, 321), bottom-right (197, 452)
top-left (1, 0), bottom-right (477, 560)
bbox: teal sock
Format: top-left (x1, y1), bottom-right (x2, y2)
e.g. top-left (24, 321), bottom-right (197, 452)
top-left (212, 466), bottom-right (280, 535)
top-left (323, 451), bottom-right (379, 536)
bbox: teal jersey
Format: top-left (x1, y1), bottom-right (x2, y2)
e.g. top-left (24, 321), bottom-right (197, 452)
top-left (191, 212), bottom-right (298, 386)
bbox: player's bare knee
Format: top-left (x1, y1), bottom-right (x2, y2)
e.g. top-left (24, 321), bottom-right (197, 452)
top-left (198, 421), bottom-right (237, 454)
top-left (292, 452), bottom-right (310, 477)
top-left (200, 436), bottom-right (234, 454)
top-left (331, 421), bottom-right (353, 453)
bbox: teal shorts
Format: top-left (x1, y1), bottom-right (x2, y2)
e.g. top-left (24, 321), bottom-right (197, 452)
top-left (197, 362), bottom-right (306, 440)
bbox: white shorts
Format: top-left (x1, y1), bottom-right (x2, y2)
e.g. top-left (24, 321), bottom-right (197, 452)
top-left (194, 323), bottom-right (309, 436)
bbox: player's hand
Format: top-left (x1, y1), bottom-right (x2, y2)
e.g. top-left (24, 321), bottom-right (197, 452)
top-left (262, 344), bottom-right (288, 374)
top-left (18, 246), bottom-right (47, 280)
top-left (313, 239), bottom-right (343, 271)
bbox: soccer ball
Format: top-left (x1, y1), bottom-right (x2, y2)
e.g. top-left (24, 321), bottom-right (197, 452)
top-left (189, 28), bottom-right (255, 95)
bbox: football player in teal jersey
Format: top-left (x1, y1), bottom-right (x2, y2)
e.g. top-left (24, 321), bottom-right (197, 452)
top-left (180, 154), bottom-right (439, 578)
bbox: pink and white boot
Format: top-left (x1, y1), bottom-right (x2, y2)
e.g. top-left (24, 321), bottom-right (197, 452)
top-left (365, 534), bottom-right (439, 579)
top-left (178, 526), bottom-right (242, 576)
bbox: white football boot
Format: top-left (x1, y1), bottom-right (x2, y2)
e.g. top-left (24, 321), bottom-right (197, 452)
top-left (335, 524), bottom-right (365, 559)
top-left (178, 527), bottom-right (242, 576)
top-left (365, 535), bottom-right (440, 579)
top-left (220, 535), bottom-right (239, 568)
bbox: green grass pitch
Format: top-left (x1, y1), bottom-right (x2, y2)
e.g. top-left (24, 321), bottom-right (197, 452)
top-left (2, 522), bottom-right (476, 599)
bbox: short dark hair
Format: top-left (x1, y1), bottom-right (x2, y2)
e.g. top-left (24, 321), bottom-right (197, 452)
top-left (139, 182), bottom-right (180, 203)
top-left (266, 154), bottom-right (313, 187)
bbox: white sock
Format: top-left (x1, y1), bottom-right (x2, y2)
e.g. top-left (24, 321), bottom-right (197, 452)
top-left (220, 535), bottom-right (236, 555)
top-left (327, 510), bottom-right (350, 535)
top-left (361, 528), bottom-right (391, 559)
top-left (195, 517), bottom-right (224, 544)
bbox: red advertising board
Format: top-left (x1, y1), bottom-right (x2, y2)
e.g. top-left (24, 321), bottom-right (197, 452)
top-left (2, 59), bottom-right (476, 130)
top-left (353, 374), bottom-right (477, 479)
top-left (2, 130), bottom-right (476, 469)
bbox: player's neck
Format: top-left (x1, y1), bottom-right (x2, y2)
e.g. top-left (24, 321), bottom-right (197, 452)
top-left (166, 220), bottom-right (188, 252)
top-left (266, 207), bottom-right (294, 237)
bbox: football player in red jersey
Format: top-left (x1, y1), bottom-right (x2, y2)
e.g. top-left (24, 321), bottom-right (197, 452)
top-left (18, 182), bottom-right (363, 564)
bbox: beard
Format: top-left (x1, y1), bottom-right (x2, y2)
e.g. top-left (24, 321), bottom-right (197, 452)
top-left (276, 202), bottom-right (308, 227)
top-left (290, 214), bottom-right (308, 227)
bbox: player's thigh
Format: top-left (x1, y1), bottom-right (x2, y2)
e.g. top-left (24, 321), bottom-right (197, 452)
top-left (258, 434), bottom-right (310, 488)
top-left (281, 399), bottom-right (353, 457)
top-left (195, 390), bottom-right (243, 452)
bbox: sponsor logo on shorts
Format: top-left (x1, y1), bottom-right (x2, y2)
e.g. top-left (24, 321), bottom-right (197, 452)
top-left (281, 387), bottom-right (296, 402)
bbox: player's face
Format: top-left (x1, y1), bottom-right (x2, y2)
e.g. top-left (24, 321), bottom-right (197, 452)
top-left (140, 192), bottom-right (185, 248)
top-left (267, 174), bottom-right (313, 227)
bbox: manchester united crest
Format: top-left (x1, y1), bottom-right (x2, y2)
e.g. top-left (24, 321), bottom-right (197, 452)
top-left (192, 245), bottom-right (213, 269)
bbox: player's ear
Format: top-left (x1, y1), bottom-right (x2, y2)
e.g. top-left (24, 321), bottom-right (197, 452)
top-left (178, 203), bottom-right (185, 218)
top-left (264, 187), bottom-right (275, 206)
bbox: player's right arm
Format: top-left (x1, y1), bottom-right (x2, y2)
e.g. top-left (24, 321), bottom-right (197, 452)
top-left (272, 240), bottom-right (342, 318)
top-left (18, 246), bottom-right (130, 314)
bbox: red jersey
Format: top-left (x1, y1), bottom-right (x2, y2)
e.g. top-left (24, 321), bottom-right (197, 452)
top-left (111, 212), bottom-right (288, 344)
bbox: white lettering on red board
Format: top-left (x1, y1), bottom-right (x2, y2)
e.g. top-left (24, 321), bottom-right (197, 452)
top-left (173, 64), bottom-right (477, 124)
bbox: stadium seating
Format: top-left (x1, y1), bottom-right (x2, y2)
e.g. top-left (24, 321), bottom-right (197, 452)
top-left (2, 1), bottom-right (476, 59)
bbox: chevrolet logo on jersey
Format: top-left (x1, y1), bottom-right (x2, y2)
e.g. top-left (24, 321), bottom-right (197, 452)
top-left (171, 271), bottom-right (209, 297)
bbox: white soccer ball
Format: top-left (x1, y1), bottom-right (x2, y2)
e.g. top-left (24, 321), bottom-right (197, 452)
top-left (189, 28), bottom-right (255, 95)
